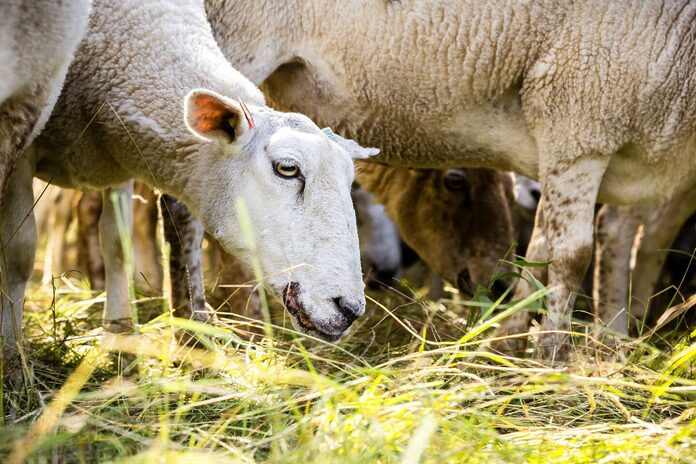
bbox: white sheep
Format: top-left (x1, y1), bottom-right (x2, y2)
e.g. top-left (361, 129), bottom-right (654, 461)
top-left (206, 0), bottom-right (696, 361)
top-left (0, 1), bottom-right (91, 207)
top-left (0, 0), bottom-right (91, 359)
top-left (1, 0), bottom-right (378, 359)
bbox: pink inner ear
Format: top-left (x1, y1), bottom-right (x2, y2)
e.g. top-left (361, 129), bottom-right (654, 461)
top-left (191, 94), bottom-right (229, 135)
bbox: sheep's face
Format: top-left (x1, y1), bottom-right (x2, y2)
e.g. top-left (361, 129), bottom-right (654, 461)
top-left (184, 89), bottom-right (378, 341)
top-left (357, 165), bottom-right (515, 300)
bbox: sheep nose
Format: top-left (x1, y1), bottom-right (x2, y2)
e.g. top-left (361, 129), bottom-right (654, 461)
top-left (333, 297), bottom-right (365, 323)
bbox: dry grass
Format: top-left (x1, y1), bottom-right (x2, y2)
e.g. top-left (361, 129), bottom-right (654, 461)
top-left (1, 269), bottom-right (695, 463)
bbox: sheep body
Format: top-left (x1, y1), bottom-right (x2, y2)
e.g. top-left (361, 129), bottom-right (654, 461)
top-left (206, 1), bottom-right (690, 194)
top-left (0, 0), bottom-right (91, 204)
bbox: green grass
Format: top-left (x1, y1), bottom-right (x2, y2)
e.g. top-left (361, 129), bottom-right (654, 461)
top-left (2, 273), bottom-right (696, 463)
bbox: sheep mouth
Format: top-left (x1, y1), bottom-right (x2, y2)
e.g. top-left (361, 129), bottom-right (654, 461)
top-left (282, 282), bottom-right (342, 342)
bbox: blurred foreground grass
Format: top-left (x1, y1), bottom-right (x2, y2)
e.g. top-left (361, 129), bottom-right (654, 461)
top-left (2, 273), bottom-right (696, 463)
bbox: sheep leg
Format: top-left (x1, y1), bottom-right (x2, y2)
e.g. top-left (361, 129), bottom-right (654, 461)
top-left (77, 191), bottom-right (105, 290)
top-left (0, 156), bottom-right (37, 361)
top-left (160, 194), bottom-right (210, 322)
top-left (491, 198), bottom-right (548, 356)
top-left (535, 157), bottom-right (609, 363)
top-left (99, 181), bottom-right (134, 333)
top-left (593, 204), bottom-right (643, 339)
top-left (42, 189), bottom-right (73, 285)
top-left (132, 185), bottom-right (162, 293)
top-left (629, 187), bottom-right (696, 325)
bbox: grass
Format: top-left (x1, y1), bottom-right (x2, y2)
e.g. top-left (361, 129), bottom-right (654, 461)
top-left (2, 268), bottom-right (696, 464)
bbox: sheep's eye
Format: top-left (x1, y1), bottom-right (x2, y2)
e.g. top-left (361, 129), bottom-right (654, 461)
top-left (274, 161), bottom-right (300, 178)
top-left (444, 169), bottom-right (468, 191)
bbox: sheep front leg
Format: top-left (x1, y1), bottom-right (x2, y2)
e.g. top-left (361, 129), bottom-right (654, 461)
top-left (99, 181), bottom-right (134, 333)
top-left (535, 157), bottom-right (609, 363)
top-left (491, 199), bottom-right (548, 356)
top-left (0, 156), bottom-right (37, 362)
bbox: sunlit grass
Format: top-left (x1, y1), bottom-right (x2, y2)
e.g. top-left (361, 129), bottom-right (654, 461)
top-left (2, 273), bottom-right (696, 463)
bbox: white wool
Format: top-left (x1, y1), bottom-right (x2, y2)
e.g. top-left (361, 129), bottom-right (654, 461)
top-left (0, 0), bottom-right (91, 204)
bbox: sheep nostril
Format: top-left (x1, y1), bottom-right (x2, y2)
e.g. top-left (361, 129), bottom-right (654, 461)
top-left (457, 269), bottom-right (474, 296)
top-left (490, 279), bottom-right (511, 301)
top-left (530, 188), bottom-right (541, 204)
top-left (333, 297), bottom-right (363, 323)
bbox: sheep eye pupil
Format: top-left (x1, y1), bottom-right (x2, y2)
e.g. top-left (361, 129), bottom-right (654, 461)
top-left (444, 170), bottom-right (467, 191)
top-left (275, 162), bottom-right (299, 177)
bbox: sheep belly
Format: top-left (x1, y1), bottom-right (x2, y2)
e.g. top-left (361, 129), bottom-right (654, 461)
top-left (598, 142), bottom-right (696, 205)
top-left (444, 104), bottom-right (539, 178)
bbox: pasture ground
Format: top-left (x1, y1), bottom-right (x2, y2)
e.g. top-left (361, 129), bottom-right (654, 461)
top-left (2, 260), bottom-right (696, 463)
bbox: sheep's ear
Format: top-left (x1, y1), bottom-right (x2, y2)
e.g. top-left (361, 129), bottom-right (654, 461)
top-left (323, 128), bottom-right (380, 160)
top-left (184, 89), bottom-right (250, 143)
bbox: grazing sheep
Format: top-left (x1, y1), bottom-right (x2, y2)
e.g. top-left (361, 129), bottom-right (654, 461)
top-left (0, 0), bottom-right (91, 207)
top-left (161, 185), bottom-right (404, 321)
top-left (356, 164), bottom-right (515, 298)
top-left (1, 0), bottom-right (378, 359)
top-left (205, 0), bottom-right (696, 361)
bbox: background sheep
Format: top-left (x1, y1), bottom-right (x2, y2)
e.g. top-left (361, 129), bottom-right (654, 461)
top-left (356, 164), bottom-right (515, 298)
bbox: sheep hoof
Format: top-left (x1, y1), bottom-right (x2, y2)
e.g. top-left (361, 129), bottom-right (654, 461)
top-left (533, 331), bottom-right (570, 364)
top-left (102, 318), bottom-right (134, 334)
top-left (2, 348), bottom-right (25, 395)
top-left (489, 334), bottom-right (529, 358)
